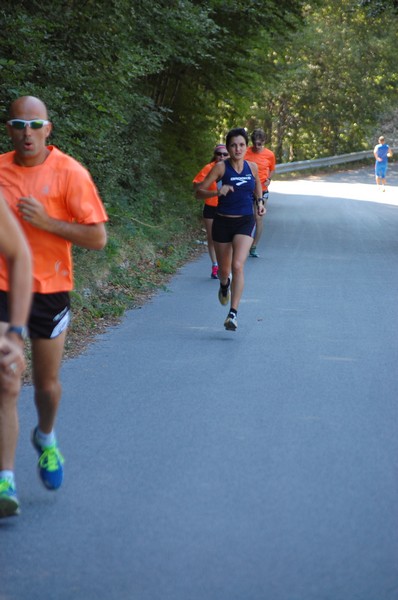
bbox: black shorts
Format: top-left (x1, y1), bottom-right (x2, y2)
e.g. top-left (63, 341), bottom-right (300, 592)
top-left (212, 214), bottom-right (256, 243)
top-left (203, 204), bottom-right (217, 219)
top-left (0, 291), bottom-right (71, 339)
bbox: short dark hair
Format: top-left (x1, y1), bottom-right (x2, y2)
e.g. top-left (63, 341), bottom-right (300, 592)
top-left (226, 127), bottom-right (248, 148)
top-left (251, 128), bottom-right (266, 144)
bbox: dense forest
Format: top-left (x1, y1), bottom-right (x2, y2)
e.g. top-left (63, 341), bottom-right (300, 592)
top-left (1, 0), bottom-right (397, 324)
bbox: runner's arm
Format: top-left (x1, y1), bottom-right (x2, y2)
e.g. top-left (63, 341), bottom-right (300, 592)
top-left (17, 195), bottom-right (107, 250)
top-left (249, 162), bottom-right (266, 216)
top-left (0, 193), bottom-right (32, 330)
top-left (195, 162), bottom-right (225, 200)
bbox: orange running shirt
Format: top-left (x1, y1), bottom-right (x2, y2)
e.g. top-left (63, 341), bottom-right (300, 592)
top-left (193, 161), bottom-right (218, 207)
top-left (245, 147), bottom-right (276, 191)
top-left (0, 145), bottom-right (108, 293)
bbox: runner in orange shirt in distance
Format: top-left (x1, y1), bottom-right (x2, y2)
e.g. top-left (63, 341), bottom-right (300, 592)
top-left (193, 144), bottom-right (229, 279)
top-left (245, 128), bottom-right (276, 258)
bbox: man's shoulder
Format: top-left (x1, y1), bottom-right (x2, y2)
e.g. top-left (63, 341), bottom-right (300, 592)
top-left (0, 150), bottom-right (16, 165)
top-left (244, 148), bottom-right (260, 163)
top-left (263, 147), bottom-right (275, 158)
top-left (49, 145), bottom-right (79, 165)
top-left (48, 146), bottom-right (91, 175)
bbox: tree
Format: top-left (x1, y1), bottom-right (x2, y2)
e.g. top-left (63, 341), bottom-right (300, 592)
top-left (249, 0), bottom-right (398, 161)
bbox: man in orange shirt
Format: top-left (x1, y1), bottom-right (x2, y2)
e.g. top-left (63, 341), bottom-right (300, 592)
top-left (0, 96), bottom-right (108, 506)
top-left (245, 129), bottom-right (276, 257)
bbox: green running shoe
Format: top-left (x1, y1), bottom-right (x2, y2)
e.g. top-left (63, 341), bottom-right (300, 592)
top-left (249, 246), bottom-right (259, 258)
top-left (0, 478), bottom-right (20, 517)
top-left (31, 428), bottom-right (65, 490)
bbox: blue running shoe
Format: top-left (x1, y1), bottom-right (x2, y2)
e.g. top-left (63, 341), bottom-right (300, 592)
top-left (31, 428), bottom-right (65, 490)
top-left (0, 478), bottom-right (20, 517)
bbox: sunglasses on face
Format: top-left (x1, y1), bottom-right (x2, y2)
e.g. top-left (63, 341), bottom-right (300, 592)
top-left (216, 152), bottom-right (229, 157)
top-left (7, 119), bottom-right (50, 130)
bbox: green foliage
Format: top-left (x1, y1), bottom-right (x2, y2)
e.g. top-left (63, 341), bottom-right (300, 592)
top-left (248, 0), bottom-right (398, 160)
top-left (359, 0), bottom-right (398, 16)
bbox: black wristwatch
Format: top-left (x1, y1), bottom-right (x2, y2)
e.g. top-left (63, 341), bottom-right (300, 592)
top-left (7, 325), bottom-right (28, 340)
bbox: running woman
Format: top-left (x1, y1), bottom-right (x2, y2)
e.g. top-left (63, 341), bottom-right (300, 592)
top-left (195, 128), bottom-right (264, 331)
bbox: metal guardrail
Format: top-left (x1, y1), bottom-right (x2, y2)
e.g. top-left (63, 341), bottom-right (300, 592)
top-left (275, 150), bottom-right (375, 174)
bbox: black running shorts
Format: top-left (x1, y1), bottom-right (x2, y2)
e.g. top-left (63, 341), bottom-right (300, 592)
top-left (212, 214), bottom-right (256, 243)
top-left (0, 291), bottom-right (71, 339)
top-left (203, 204), bottom-right (218, 219)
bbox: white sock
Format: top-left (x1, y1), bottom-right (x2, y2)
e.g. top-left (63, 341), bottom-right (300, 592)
top-left (0, 470), bottom-right (15, 484)
top-left (35, 428), bottom-right (56, 448)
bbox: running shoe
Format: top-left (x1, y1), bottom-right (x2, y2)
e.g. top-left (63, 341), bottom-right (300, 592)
top-left (31, 428), bottom-right (65, 490)
top-left (224, 312), bottom-right (238, 331)
top-left (249, 246), bottom-right (259, 258)
top-left (0, 478), bottom-right (20, 517)
top-left (211, 265), bottom-right (219, 279)
top-left (218, 279), bottom-right (230, 306)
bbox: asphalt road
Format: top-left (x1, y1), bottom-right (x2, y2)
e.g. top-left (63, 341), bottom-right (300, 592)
top-left (2, 165), bottom-right (398, 600)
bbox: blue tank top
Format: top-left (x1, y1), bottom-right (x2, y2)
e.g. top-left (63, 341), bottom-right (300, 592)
top-left (218, 160), bottom-right (255, 216)
top-left (375, 143), bottom-right (389, 163)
